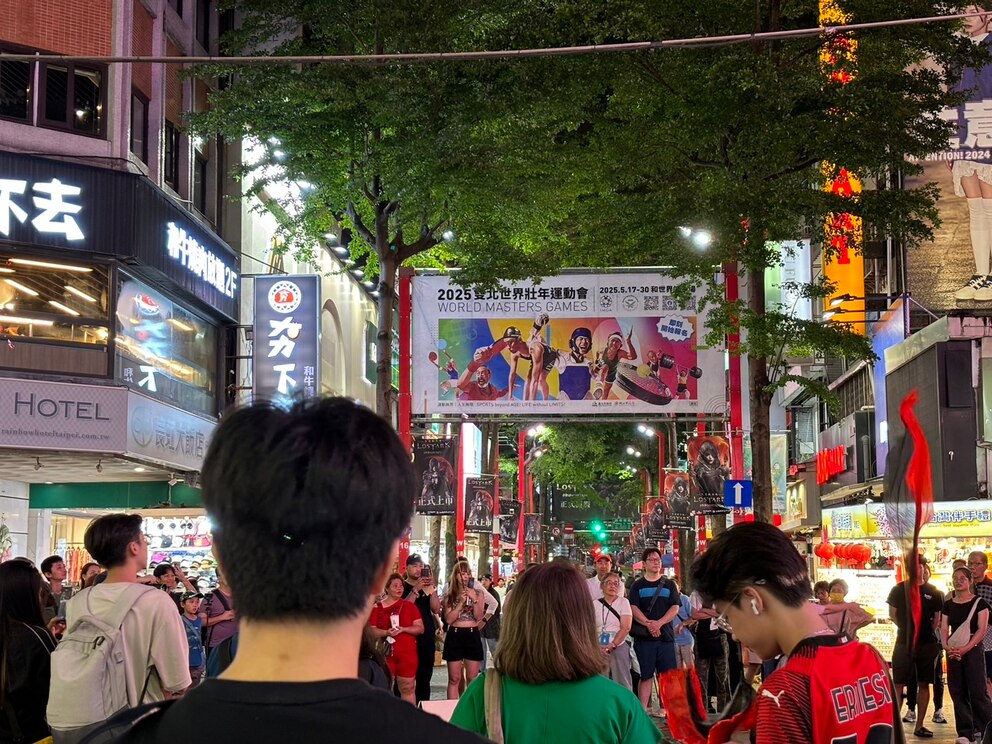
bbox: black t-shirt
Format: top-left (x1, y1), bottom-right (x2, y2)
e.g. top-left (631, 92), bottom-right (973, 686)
top-left (0, 623), bottom-right (57, 743)
top-left (627, 576), bottom-right (680, 642)
top-left (402, 580), bottom-right (437, 644)
top-left (886, 581), bottom-right (944, 646)
top-left (114, 678), bottom-right (487, 743)
top-left (943, 595), bottom-right (990, 636)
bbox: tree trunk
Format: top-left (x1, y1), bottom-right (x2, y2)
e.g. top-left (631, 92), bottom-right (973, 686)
top-left (747, 268), bottom-right (774, 522)
top-left (677, 528), bottom-right (696, 592)
top-left (375, 250), bottom-right (398, 420)
top-left (428, 516), bottom-right (442, 578)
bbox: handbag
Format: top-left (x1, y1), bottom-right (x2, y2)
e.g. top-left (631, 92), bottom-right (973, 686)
top-left (947, 598), bottom-right (980, 650)
top-left (372, 603), bottom-right (395, 658)
top-left (484, 671), bottom-right (504, 744)
top-left (629, 582), bottom-right (663, 639)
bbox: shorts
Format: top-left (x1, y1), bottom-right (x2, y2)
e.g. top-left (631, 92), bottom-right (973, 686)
top-left (387, 651), bottom-right (418, 679)
top-left (442, 626), bottom-right (484, 662)
top-left (892, 643), bottom-right (939, 686)
top-left (633, 639), bottom-right (677, 677)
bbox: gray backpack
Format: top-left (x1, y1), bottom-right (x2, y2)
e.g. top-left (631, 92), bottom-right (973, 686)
top-left (47, 584), bottom-right (156, 742)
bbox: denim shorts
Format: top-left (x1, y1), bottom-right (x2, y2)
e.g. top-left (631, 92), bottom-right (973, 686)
top-left (633, 639), bottom-right (677, 677)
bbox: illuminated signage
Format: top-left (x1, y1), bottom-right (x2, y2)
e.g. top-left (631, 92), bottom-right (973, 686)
top-left (0, 177), bottom-right (84, 241)
top-left (166, 222), bottom-right (238, 299)
top-left (253, 275), bottom-right (320, 402)
top-left (816, 445), bottom-right (848, 485)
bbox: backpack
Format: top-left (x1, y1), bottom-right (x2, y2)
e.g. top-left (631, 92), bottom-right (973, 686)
top-left (47, 584), bottom-right (156, 740)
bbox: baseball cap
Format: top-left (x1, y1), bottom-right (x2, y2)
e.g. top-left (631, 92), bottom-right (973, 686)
top-left (482, 573), bottom-right (493, 580)
top-left (180, 591), bottom-right (202, 603)
top-left (406, 554), bottom-right (423, 566)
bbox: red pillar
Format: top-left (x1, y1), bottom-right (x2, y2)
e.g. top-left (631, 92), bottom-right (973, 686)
top-left (517, 429), bottom-right (526, 572)
top-left (456, 425), bottom-right (465, 556)
top-left (492, 476), bottom-right (501, 578)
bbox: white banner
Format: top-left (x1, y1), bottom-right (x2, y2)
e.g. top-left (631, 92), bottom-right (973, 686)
top-left (411, 273), bottom-right (724, 415)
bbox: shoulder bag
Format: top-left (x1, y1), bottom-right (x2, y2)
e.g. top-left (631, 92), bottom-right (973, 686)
top-left (628, 582), bottom-right (663, 639)
top-left (947, 598), bottom-right (981, 650)
top-left (598, 597), bottom-right (623, 624)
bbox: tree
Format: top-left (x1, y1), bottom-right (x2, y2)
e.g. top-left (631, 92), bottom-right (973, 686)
top-left (193, 0), bottom-right (596, 418)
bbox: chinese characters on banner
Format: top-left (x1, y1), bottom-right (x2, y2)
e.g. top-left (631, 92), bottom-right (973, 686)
top-left (663, 470), bottom-right (694, 530)
top-left (252, 276), bottom-right (320, 404)
top-left (0, 176), bottom-right (84, 241)
top-left (688, 436), bottom-right (731, 514)
top-left (523, 514), bottom-right (542, 545)
top-left (411, 273), bottom-right (723, 415)
top-left (464, 476), bottom-right (497, 533)
top-left (499, 500), bottom-right (521, 543)
top-left (413, 438), bottom-right (459, 515)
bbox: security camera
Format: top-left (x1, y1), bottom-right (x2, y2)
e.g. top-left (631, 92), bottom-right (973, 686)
top-left (167, 474), bottom-right (180, 487)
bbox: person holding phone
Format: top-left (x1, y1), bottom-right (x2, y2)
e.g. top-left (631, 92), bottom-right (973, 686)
top-left (370, 574), bottom-right (424, 704)
top-left (442, 561), bottom-right (486, 699)
top-left (403, 555), bottom-right (441, 702)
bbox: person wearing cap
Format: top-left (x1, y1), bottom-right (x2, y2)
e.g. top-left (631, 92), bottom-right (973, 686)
top-left (402, 554), bottom-right (442, 702)
top-left (588, 553), bottom-right (613, 600)
top-left (180, 593), bottom-right (206, 687)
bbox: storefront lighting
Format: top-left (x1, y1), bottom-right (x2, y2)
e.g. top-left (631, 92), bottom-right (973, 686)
top-left (4, 279), bottom-right (38, 296)
top-left (134, 467), bottom-right (146, 472)
top-left (65, 285), bottom-right (98, 303)
top-left (363, 281), bottom-right (375, 289)
top-left (48, 300), bottom-right (80, 316)
top-left (0, 314), bottom-right (52, 326)
top-left (10, 258), bottom-right (92, 273)
top-left (352, 268), bottom-right (364, 278)
top-left (169, 318), bottom-right (194, 332)
top-left (0, 267), bottom-right (13, 274)
top-left (333, 246), bottom-right (348, 255)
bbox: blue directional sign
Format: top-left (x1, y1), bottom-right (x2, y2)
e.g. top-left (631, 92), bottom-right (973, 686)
top-left (724, 479), bottom-right (753, 508)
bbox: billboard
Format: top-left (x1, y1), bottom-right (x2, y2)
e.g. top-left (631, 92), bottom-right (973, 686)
top-left (904, 13), bottom-right (992, 312)
top-left (413, 437), bottom-right (458, 515)
top-left (688, 436), bottom-right (731, 513)
top-left (523, 514), bottom-right (542, 545)
top-left (411, 273), bottom-right (724, 415)
top-left (499, 500), bottom-right (521, 543)
top-left (464, 475), bottom-right (497, 533)
top-left (253, 275), bottom-right (320, 404)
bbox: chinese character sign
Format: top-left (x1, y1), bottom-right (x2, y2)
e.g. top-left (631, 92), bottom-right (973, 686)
top-left (411, 273), bottom-right (724, 415)
top-left (253, 275), bottom-right (320, 404)
top-left (465, 476), bottom-right (497, 533)
top-left (0, 177), bottom-right (85, 241)
top-left (414, 437), bottom-right (459, 515)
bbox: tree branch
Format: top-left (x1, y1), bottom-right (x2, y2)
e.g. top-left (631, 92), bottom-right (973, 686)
top-left (762, 157), bottom-right (818, 182)
top-left (689, 155), bottom-right (728, 170)
top-left (634, 58), bottom-right (680, 96)
top-left (345, 201), bottom-right (375, 246)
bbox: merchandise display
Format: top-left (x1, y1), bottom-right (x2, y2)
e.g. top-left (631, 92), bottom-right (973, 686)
top-left (143, 515), bottom-right (217, 591)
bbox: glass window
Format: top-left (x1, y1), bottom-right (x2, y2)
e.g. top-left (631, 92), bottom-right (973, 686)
top-left (164, 121), bottom-right (181, 190)
top-left (196, 0), bottom-right (212, 50)
top-left (0, 255), bottom-right (110, 345)
top-left (193, 152), bottom-right (208, 216)
top-left (115, 274), bottom-right (217, 416)
top-left (0, 57), bottom-right (30, 121)
top-left (131, 90), bottom-right (148, 164)
top-left (41, 62), bottom-right (105, 135)
top-left (167, 0), bottom-right (183, 17)
top-left (73, 68), bottom-right (102, 134)
top-left (44, 65), bottom-right (68, 123)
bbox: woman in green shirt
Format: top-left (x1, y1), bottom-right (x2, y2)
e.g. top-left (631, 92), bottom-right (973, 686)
top-left (450, 562), bottom-right (665, 743)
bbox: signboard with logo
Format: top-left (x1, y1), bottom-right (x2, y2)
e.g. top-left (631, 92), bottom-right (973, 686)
top-left (125, 391), bottom-right (216, 471)
top-left (0, 151), bottom-right (239, 320)
top-left (252, 275), bottom-right (321, 404)
top-left (817, 411), bottom-right (875, 491)
top-left (823, 500), bottom-right (992, 540)
top-left (411, 272), bottom-right (724, 415)
top-left (0, 378), bottom-right (128, 453)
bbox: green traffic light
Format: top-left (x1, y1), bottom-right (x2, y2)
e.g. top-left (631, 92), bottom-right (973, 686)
top-left (590, 520), bottom-right (604, 532)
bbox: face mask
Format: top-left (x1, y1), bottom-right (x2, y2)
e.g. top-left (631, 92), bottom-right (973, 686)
top-left (829, 591), bottom-right (845, 603)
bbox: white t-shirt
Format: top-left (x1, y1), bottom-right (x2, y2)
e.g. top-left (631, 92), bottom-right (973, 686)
top-left (65, 582), bottom-right (192, 704)
top-left (587, 574), bottom-right (605, 600)
top-left (594, 596), bottom-right (632, 637)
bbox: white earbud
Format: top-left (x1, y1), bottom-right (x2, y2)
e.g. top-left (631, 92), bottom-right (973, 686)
top-left (751, 599), bottom-right (760, 615)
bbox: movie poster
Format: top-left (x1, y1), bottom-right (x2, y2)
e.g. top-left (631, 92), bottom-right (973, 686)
top-left (663, 470), bottom-right (694, 529)
top-left (523, 514), bottom-right (542, 545)
top-left (413, 437), bottom-right (458, 515)
top-left (411, 273), bottom-right (724, 415)
top-left (688, 436), bottom-right (731, 513)
top-left (499, 500), bottom-right (521, 543)
top-left (465, 476), bottom-right (497, 533)
top-left (903, 11), bottom-right (992, 312)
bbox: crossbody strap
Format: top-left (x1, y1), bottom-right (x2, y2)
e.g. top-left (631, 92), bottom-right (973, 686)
top-left (598, 598), bottom-right (623, 623)
top-left (645, 582), bottom-right (663, 615)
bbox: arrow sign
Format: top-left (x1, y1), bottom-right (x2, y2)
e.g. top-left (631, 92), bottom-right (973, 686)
top-left (724, 479), bottom-right (753, 508)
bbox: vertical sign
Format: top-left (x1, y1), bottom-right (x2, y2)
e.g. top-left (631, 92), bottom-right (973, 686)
top-left (253, 275), bottom-right (321, 403)
top-left (413, 437), bottom-right (459, 515)
top-left (465, 475), bottom-right (497, 533)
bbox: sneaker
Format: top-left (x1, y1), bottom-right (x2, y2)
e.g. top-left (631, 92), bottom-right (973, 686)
top-left (954, 738), bottom-right (970, 744)
top-left (956, 274), bottom-right (986, 300)
top-left (903, 709), bottom-right (917, 723)
top-left (933, 710), bottom-right (947, 724)
top-left (976, 276), bottom-right (992, 301)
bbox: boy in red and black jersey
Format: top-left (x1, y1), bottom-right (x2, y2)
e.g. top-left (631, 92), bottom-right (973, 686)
top-left (691, 522), bottom-right (899, 744)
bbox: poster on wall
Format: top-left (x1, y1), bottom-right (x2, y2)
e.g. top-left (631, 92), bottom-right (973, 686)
top-left (688, 436), bottom-right (731, 513)
top-left (413, 438), bottom-right (458, 515)
top-left (499, 500), bottom-right (521, 543)
top-left (411, 273), bottom-right (724, 415)
top-left (523, 514), bottom-right (542, 545)
top-left (904, 12), bottom-right (992, 312)
top-left (464, 476), bottom-right (497, 533)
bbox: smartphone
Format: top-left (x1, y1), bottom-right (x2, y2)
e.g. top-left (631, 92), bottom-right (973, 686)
top-left (422, 565), bottom-right (432, 580)
top-left (468, 577), bottom-right (476, 589)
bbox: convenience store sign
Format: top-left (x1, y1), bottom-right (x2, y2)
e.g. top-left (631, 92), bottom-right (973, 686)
top-left (823, 501), bottom-right (992, 540)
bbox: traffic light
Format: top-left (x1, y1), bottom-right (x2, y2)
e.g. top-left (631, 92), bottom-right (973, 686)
top-left (591, 546), bottom-right (602, 559)
top-left (590, 520), bottom-right (607, 542)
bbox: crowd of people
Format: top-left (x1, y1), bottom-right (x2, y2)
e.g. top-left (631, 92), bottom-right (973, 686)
top-left (2, 394), bottom-right (992, 743)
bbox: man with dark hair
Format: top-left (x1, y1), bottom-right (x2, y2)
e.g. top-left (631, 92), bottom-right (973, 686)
top-left (113, 397), bottom-right (485, 743)
top-left (40, 554), bottom-right (68, 622)
top-left (627, 547), bottom-right (680, 714)
top-left (967, 550), bottom-right (992, 701)
top-left (402, 554), bottom-right (441, 702)
top-left (47, 514), bottom-right (190, 741)
top-left (691, 522), bottom-right (897, 744)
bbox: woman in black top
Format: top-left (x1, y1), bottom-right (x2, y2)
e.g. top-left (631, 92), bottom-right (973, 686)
top-left (0, 560), bottom-right (57, 743)
top-left (940, 566), bottom-right (992, 743)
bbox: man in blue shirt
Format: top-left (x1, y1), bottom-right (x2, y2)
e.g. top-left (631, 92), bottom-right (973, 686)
top-left (627, 547), bottom-right (681, 713)
top-left (671, 576), bottom-right (695, 669)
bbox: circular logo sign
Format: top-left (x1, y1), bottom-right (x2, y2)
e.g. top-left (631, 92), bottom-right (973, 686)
top-left (268, 280), bottom-right (303, 314)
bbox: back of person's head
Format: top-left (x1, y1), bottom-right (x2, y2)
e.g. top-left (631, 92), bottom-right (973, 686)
top-left (495, 562), bottom-right (606, 685)
top-left (84, 514), bottom-right (143, 569)
top-left (40, 555), bottom-right (62, 577)
top-left (200, 397), bottom-right (416, 623)
top-left (0, 560), bottom-right (45, 629)
top-left (691, 521), bottom-right (811, 608)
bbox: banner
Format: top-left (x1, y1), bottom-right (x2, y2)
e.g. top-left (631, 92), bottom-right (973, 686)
top-left (411, 273), bottom-right (724, 415)
top-left (465, 476), bottom-right (497, 533)
top-left (688, 436), bottom-right (731, 513)
top-left (413, 437), bottom-right (458, 515)
top-left (662, 470), bottom-right (694, 529)
top-left (523, 514), bottom-right (543, 545)
top-left (771, 433), bottom-right (789, 516)
top-left (253, 275), bottom-right (320, 403)
top-left (499, 500), bottom-right (521, 543)
top-left (643, 497), bottom-right (671, 539)
top-left (903, 15), bottom-right (992, 312)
